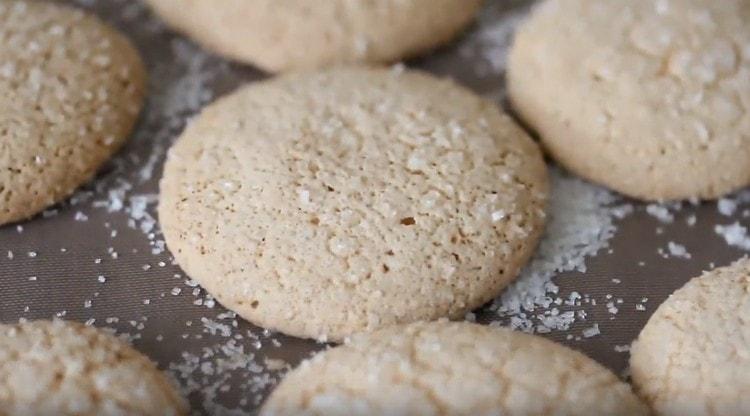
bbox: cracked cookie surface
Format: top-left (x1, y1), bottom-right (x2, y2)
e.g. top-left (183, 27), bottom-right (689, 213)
top-left (159, 67), bottom-right (548, 342)
top-left (144, 0), bottom-right (482, 72)
top-left (508, 0), bottom-right (750, 201)
top-left (0, 0), bottom-right (146, 225)
top-left (261, 321), bottom-right (649, 416)
top-left (630, 257), bottom-right (750, 415)
top-left (0, 320), bottom-right (187, 416)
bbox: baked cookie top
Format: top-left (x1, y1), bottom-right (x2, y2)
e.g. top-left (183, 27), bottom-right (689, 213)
top-left (508, 0), bottom-right (750, 201)
top-left (0, 320), bottom-right (187, 416)
top-left (159, 67), bottom-right (548, 341)
top-left (0, 0), bottom-right (146, 225)
top-left (630, 257), bottom-right (750, 415)
top-left (144, 0), bottom-right (482, 72)
top-left (261, 321), bottom-right (649, 415)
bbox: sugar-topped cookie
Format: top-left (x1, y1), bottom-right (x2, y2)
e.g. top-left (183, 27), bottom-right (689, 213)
top-left (0, 320), bottom-right (186, 415)
top-left (262, 321), bottom-right (649, 415)
top-left (145, 0), bottom-right (482, 72)
top-left (159, 67), bottom-right (548, 341)
top-left (630, 257), bottom-right (750, 415)
top-left (508, 0), bottom-right (750, 201)
top-left (0, 0), bottom-right (146, 225)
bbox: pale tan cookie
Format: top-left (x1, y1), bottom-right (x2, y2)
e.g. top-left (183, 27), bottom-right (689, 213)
top-left (508, 0), bottom-right (750, 201)
top-left (0, 0), bottom-right (146, 225)
top-left (630, 257), bottom-right (750, 415)
top-left (261, 321), bottom-right (649, 416)
top-left (144, 0), bottom-right (482, 72)
top-left (0, 320), bottom-right (187, 416)
top-left (159, 67), bottom-right (548, 342)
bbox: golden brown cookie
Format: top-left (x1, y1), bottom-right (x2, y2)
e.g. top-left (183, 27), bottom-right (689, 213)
top-left (0, 320), bottom-right (187, 416)
top-left (508, 0), bottom-right (750, 201)
top-left (0, 0), bottom-right (146, 225)
top-left (159, 67), bottom-right (548, 341)
top-left (262, 321), bottom-right (649, 415)
top-left (145, 0), bottom-right (482, 72)
top-left (630, 257), bottom-right (750, 415)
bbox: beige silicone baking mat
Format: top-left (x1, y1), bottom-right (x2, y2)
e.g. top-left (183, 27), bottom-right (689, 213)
top-left (2, 0), bottom-right (749, 414)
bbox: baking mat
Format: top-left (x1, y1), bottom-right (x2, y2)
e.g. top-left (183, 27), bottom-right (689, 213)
top-left (2, 0), bottom-right (749, 414)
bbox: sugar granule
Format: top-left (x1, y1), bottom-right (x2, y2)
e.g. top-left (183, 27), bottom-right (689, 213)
top-left (645, 204), bottom-right (675, 223)
top-left (614, 345), bottom-right (630, 353)
top-left (715, 222), bottom-right (750, 251)
top-left (582, 324), bottom-right (601, 338)
top-left (667, 242), bottom-right (692, 259)
top-left (718, 198), bottom-right (738, 216)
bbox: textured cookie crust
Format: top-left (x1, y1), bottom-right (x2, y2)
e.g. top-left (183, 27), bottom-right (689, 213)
top-left (508, 0), bottom-right (750, 201)
top-left (630, 257), bottom-right (750, 415)
top-left (144, 0), bottom-right (482, 72)
top-left (159, 67), bottom-right (548, 341)
top-left (0, 0), bottom-right (146, 225)
top-left (0, 320), bottom-right (187, 416)
top-left (261, 321), bottom-right (649, 415)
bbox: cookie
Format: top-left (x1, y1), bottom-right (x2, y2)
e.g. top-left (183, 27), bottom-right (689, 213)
top-left (144, 0), bottom-right (482, 72)
top-left (508, 0), bottom-right (750, 201)
top-left (0, 0), bottom-right (146, 225)
top-left (261, 321), bottom-right (648, 415)
top-left (159, 67), bottom-right (548, 341)
top-left (0, 320), bottom-right (187, 415)
top-left (630, 257), bottom-right (750, 415)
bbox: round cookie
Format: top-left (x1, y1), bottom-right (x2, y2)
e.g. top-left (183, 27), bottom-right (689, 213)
top-left (0, 0), bottom-right (146, 225)
top-left (508, 0), bottom-right (750, 201)
top-left (144, 0), bottom-right (482, 72)
top-left (0, 320), bottom-right (186, 415)
top-left (630, 257), bottom-right (750, 415)
top-left (261, 321), bottom-right (649, 415)
top-left (159, 67), bottom-right (548, 342)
